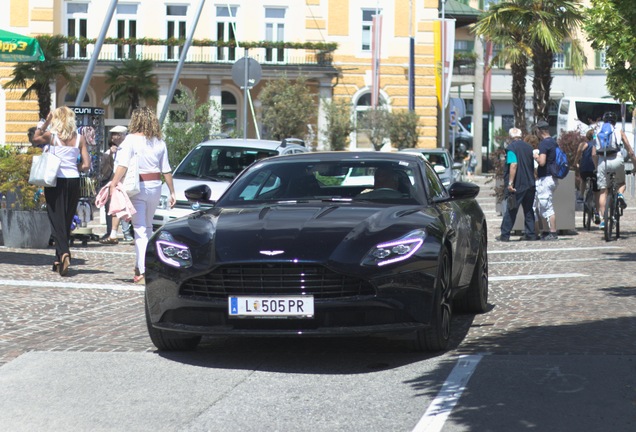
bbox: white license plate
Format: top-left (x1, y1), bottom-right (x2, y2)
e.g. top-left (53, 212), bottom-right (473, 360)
top-left (228, 296), bottom-right (314, 318)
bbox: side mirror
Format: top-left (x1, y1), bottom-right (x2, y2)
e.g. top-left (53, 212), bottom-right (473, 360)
top-left (452, 162), bottom-right (464, 171)
top-left (184, 184), bottom-right (214, 204)
top-left (434, 165), bottom-right (446, 175)
top-left (447, 182), bottom-right (480, 200)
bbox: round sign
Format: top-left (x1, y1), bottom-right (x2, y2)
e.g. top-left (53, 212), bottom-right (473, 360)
top-left (231, 57), bottom-right (262, 89)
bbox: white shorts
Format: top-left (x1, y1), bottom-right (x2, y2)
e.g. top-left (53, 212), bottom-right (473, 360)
top-left (535, 176), bottom-right (558, 219)
top-left (596, 154), bottom-right (624, 189)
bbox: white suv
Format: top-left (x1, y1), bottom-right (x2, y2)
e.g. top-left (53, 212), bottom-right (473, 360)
top-left (153, 138), bottom-right (308, 229)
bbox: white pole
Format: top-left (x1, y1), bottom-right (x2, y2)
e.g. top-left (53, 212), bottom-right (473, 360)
top-left (441, 0), bottom-right (446, 150)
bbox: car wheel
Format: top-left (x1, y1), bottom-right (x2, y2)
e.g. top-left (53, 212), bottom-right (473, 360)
top-left (412, 248), bottom-right (452, 352)
top-left (455, 230), bottom-right (488, 313)
top-left (145, 298), bottom-right (201, 351)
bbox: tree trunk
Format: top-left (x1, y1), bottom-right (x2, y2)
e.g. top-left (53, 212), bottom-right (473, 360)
top-left (37, 84), bottom-right (51, 120)
top-left (532, 44), bottom-right (553, 123)
top-left (511, 58), bottom-right (528, 133)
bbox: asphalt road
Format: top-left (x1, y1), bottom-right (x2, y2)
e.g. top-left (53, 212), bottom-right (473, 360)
top-left (1, 175), bottom-right (635, 432)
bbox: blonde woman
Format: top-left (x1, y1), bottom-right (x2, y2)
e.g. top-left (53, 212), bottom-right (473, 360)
top-left (32, 107), bottom-right (91, 276)
top-left (110, 107), bottom-right (176, 283)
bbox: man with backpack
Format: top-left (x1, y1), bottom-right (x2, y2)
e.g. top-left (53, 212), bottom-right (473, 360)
top-left (595, 111), bottom-right (636, 229)
top-left (497, 128), bottom-right (537, 242)
top-left (534, 120), bottom-right (560, 240)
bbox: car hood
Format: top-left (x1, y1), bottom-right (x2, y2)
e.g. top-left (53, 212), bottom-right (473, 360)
top-left (164, 203), bottom-right (437, 264)
top-left (162, 177), bottom-right (231, 203)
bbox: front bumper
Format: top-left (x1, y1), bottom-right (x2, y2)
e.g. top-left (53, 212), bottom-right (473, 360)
top-left (145, 269), bottom-right (437, 338)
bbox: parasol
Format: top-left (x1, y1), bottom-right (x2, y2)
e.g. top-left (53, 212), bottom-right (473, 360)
top-left (0, 29), bottom-right (45, 62)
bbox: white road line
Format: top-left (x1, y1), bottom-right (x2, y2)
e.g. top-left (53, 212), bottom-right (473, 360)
top-left (491, 273), bottom-right (585, 281)
top-left (412, 354), bottom-right (483, 432)
top-left (489, 246), bottom-right (622, 254)
top-left (491, 257), bottom-right (601, 265)
top-left (0, 279), bottom-right (144, 292)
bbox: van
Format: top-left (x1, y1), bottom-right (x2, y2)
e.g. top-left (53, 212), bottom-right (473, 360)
top-left (557, 97), bottom-right (633, 140)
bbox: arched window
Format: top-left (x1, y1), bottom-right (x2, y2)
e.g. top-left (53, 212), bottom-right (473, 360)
top-left (221, 90), bottom-right (239, 135)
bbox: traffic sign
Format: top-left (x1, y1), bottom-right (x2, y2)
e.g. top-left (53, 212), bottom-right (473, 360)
top-left (231, 57), bottom-right (262, 89)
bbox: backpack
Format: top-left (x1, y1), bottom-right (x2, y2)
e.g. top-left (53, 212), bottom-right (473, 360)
top-left (549, 144), bottom-right (570, 179)
top-left (596, 122), bottom-right (618, 153)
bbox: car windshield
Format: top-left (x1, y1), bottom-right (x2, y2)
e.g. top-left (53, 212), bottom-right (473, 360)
top-left (421, 153), bottom-right (450, 169)
top-left (174, 146), bottom-right (278, 181)
top-left (217, 159), bottom-right (424, 205)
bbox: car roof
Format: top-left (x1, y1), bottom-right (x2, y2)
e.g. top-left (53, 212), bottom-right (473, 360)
top-left (265, 151), bottom-right (424, 163)
top-left (400, 148), bottom-right (450, 155)
top-left (195, 138), bottom-right (300, 151)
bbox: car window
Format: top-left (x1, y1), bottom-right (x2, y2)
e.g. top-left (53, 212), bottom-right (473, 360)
top-left (424, 162), bottom-right (448, 200)
top-left (174, 146), bottom-right (278, 180)
top-left (237, 170), bottom-right (282, 200)
top-left (423, 153), bottom-right (450, 169)
top-left (218, 159), bottom-right (424, 205)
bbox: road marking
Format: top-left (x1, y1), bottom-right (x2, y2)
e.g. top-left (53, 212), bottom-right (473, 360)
top-left (490, 246), bottom-right (622, 254)
top-left (412, 354), bottom-right (483, 432)
top-left (491, 257), bottom-right (601, 265)
top-left (491, 273), bottom-right (585, 281)
top-left (0, 279), bottom-right (144, 292)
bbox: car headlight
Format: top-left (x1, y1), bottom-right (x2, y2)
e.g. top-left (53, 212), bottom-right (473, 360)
top-left (156, 231), bottom-right (192, 268)
top-left (363, 230), bottom-right (426, 267)
top-left (157, 195), bottom-right (168, 210)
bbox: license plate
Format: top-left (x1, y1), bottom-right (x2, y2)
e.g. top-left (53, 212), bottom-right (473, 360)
top-left (228, 296), bottom-right (314, 318)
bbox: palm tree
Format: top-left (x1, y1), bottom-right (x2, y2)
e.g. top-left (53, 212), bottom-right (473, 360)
top-left (527, 0), bottom-right (586, 123)
top-left (104, 58), bottom-right (158, 116)
top-left (3, 35), bottom-right (78, 119)
top-left (473, 0), bottom-right (586, 126)
top-left (473, 3), bottom-right (533, 132)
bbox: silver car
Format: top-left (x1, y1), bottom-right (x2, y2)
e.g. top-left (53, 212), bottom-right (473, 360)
top-left (399, 148), bottom-right (463, 188)
top-left (153, 138), bottom-right (308, 229)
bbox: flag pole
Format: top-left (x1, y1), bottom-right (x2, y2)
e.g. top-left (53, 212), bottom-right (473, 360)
top-left (441, 0), bottom-right (446, 150)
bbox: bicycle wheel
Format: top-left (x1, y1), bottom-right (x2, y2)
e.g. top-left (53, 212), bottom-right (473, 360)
top-left (583, 204), bottom-right (591, 230)
top-left (614, 193), bottom-right (620, 240)
top-left (604, 190), bottom-right (615, 241)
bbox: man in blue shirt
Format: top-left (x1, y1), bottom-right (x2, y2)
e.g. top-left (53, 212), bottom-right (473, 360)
top-left (497, 128), bottom-right (537, 241)
top-left (534, 120), bottom-right (559, 240)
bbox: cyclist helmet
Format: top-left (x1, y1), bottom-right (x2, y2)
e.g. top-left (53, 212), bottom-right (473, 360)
top-left (602, 111), bottom-right (617, 125)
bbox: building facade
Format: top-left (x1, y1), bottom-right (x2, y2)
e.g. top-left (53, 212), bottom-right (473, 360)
top-left (1, 0), bottom-right (443, 150)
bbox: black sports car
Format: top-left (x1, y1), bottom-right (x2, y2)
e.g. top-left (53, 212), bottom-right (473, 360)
top-left (144, 152), bottom-right (488, 352)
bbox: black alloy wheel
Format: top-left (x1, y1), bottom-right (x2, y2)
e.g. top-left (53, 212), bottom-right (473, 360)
top-left (145, 298), bottom-right (201, 351)
top-left (455, 230), bottom-right (488, 313)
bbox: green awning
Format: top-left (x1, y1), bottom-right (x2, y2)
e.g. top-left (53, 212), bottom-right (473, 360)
top-left (0, 29), bottom-right (45, 62)
top-left (443, 0), bottom-right (482, 17)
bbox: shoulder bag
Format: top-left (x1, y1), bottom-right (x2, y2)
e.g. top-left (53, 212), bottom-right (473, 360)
top-left (28, 141), bottom-right (61, 187)
top-left (122, 146), bottom-right (140, 197)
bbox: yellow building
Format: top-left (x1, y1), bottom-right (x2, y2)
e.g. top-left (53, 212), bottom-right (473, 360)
top-left (1, 0), bottom-right (441, 150)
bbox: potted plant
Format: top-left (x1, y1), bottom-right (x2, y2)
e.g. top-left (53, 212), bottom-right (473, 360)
top-left (0, 145), bottom-right (50, 248)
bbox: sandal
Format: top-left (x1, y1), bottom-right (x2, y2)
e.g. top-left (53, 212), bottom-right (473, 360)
top-left (59, 253), bottom-right (70, 276)
top-left (52, 261), bottom-right (59, 272)
top-left (133, 274), bottom-right (145, 284)
top-left (99, 237), bottom-right (119, 245)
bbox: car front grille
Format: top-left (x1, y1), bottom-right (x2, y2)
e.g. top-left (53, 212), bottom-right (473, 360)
top-left (180, 264), bottom-right (375, 299)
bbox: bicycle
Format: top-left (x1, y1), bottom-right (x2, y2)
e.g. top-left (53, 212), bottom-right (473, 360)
top-left (603, 171), bottom-right (621, 241)
top-left (582, 176), bottom-right (598, 231)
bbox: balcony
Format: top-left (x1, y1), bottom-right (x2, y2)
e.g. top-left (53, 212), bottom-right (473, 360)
top-left (453, 58), bottom-right (476, 76)
top-left (62, 37), bottom-right (336, 67)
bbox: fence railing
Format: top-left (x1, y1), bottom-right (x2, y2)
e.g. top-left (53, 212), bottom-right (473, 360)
top-left (63, 39), bottom-right (335, 66)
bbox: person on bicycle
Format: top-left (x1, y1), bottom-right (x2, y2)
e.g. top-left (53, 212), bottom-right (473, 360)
top-left (595, 111), bottom-right (636, 229)
top-left (575, 129), bottom-right (600, 224)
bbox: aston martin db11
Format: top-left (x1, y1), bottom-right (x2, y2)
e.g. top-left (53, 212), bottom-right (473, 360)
top-left (144, 151), bottom-right (488, 352)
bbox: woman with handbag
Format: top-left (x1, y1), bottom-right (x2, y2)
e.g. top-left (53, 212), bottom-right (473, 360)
top-left (32, 106), bottom-right (91, 276)
top-left (109, 107), bottom-right (176, 284)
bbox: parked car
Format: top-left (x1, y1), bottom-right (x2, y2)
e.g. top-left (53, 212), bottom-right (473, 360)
top-left (152, 138), bottom-right (308, 229)
top-left (399, 147), bottom-right (464, 187)
top-left (144, 151), bottom-right (488, 352)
